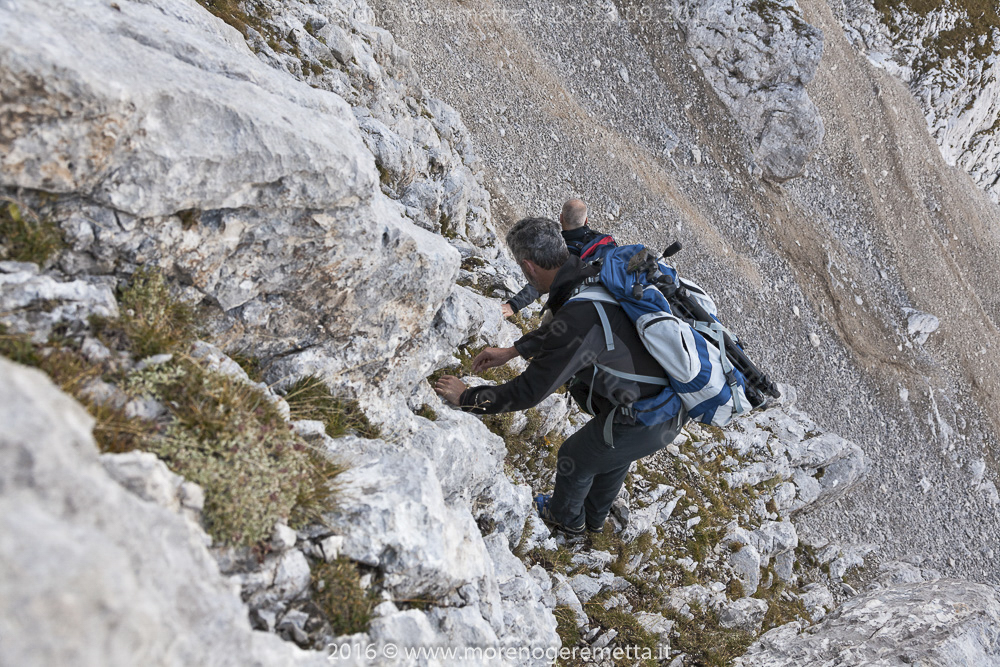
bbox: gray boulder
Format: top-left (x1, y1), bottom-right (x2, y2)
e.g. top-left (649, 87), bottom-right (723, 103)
top-left (0, 358), bottom-right (327, 666)
top-left (673, 0), bottom-right (825, 181)
top-left (735, 580), bottom-right (1000, 666)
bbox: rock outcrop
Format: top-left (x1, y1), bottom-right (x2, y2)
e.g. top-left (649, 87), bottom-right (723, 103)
top-left (736, 580), bottom-right (1000, 666)
top-left (673, 0), bottom-right (826, 181)
top-left (4, 0), bottom-right (1000, 662)
top-left (836, 0), bottom-right (1000, 202)
top-left (0, 357), bottom-right (327, 667)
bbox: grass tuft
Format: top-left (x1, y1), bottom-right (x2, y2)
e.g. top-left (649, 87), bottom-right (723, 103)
top-left (311, 558), bottom-right (377, 636)
top-left (93, 267), bottom-right (197, 359)
top-left (282, 375), bottom-right (381, 439)
top-left (129, 357), bottom-right (343, 546)
top-left (0, 199), bottom-right (64, 264)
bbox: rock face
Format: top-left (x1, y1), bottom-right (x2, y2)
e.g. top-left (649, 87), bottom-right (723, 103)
top-left (735, 580), bottom-right (1000, 666)
top-left (725, 385), bottom-right (870, 515)
top-left (0, 0), bottom-right (502, 408)
top-left (836, 0), bottom-right (1000, 202)
top-left (673, 0), bottom-right (826, 181)
top-left (0, 357), bottom-right (327, 667)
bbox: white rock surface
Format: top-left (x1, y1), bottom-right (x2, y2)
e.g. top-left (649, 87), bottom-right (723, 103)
top-left (735, 580), bottom-right (1000, 666)
top-left (673, 0), bottom-right (825, 181)
top-left (719, 597), bottom-right (769, 632)
top-left (323, 444), bottom-right (491, 599)
top-left (0, 358), bottom-right (327, 666)
top-left (0, 268), bottom-right (117, 339)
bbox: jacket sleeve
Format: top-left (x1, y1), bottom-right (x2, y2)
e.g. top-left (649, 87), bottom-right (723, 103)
top-left (458, 303), bottom-right (603, 415)
top-left (506, 283), bottom-right (540, 313)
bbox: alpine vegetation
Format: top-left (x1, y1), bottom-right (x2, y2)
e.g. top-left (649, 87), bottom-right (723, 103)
top-left (4, 0), bottom-right (1000, 665)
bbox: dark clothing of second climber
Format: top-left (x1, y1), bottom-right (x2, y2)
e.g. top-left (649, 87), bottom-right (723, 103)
top-left (504, 225), bottom-right (608, 314)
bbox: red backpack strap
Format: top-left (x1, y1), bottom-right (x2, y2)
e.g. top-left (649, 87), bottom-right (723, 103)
top-left (580, 235), bottom-right (617, 260)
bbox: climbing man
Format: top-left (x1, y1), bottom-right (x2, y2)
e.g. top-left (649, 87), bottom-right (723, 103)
top-left (434, 217), bottom-right (686, 535)
top-left (501, 198), bottom-right (614, 317)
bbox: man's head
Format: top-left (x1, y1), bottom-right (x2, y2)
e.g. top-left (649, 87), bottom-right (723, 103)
top-left (559, 199), bottom-right (588, 231)
top-left (506, 217), bottom-right (570, 294)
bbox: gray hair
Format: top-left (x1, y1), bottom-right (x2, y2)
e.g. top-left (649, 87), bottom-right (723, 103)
top-left (505, 217), bottom-right (570, 269)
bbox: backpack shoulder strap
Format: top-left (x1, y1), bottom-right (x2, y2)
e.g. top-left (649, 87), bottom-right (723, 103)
top-left (568, 286), bottom-right (672, 447)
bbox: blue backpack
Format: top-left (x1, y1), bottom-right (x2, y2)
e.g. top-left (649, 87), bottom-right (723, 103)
top-left (568, 244), bottom-right (753, 433)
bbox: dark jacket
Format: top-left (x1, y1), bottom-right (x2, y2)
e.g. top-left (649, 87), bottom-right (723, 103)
top-left (505, 226), bottom-right (608, 314)
top-left (460, 257), bottom-right (668, 421)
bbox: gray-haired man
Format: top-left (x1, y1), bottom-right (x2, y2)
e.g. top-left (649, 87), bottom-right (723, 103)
top-left (501, 199), bottom-right (614, 317)
top-left (435, 217), bottom-right (685, 535)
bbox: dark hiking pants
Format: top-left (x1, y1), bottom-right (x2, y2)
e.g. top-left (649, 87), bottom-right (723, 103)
top-left (548, 411), bottom-right (687, 530)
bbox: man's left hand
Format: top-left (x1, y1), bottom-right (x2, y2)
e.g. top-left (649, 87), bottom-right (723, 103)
top-left (434, 375), bottom-right (468, 405)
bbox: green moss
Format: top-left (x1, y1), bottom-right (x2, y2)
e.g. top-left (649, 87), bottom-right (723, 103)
top-left (0, 200), bottom-right (64, 264)
top-left (311, 558), bottom-right (377, 636)
top-left (281, 375), bottom-right (381, 439)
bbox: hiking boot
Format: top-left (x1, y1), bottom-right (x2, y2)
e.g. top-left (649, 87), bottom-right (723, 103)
top-left (585, 521), bottom-right (605, 535)
top-left (534, 494), bottom-right (585, 537)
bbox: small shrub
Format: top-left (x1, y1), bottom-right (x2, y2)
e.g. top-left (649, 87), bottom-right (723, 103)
top-left (416, 404), bottom-right (438, 421)
top-left (311, 558), bottom-right (377, 636)
top-left (0, 200), bottom-right (64, 264)
top-left (282, 375), bottom-right (381, 439)
top-left (666, 604), bottom-right (755, 667)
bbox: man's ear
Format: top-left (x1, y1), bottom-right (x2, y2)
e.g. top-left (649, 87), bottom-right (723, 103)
top-left (521, 259), bottom-right (538, 282)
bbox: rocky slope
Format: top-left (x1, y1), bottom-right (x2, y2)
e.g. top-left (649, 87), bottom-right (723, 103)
top-left (372, 0), bottom-right (1000, 586)
top-left (834, 0), bottom-right (1000, 203)
top-left (3, 0), bottom-right (1000, 665)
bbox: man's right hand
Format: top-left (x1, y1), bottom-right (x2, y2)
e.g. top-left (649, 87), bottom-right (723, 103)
top-left (472, 346), bottom-right (518, 374)
top-left (501, 303), bottom-right (514, 318)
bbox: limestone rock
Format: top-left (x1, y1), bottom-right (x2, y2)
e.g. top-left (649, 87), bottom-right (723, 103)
top-left (836, 0), bottom-right (1000, 203)
top-left (0, 358), bottom-right (327, 666)
top-left (672, 0), bottom-right (825, 181)
top-left (736, 580), bottom-right (1000, 666)
top-left (323, 445), bottom-right (490, 599)
top-left (719, 597), bottom-right (769, 632)
top-left (0, 268), bottom-right (117, 339)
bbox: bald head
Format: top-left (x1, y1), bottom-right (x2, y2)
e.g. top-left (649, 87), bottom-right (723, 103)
top-left (560, 199), bottom-right (588, 230)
